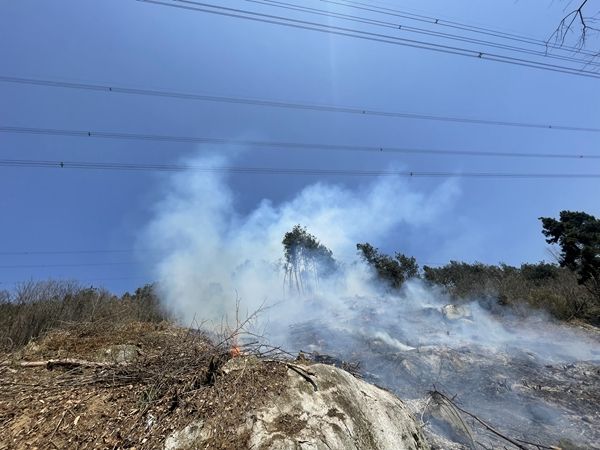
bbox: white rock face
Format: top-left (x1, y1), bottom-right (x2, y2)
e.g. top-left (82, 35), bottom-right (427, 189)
top-left (442, 304), bottom-right (472, 321)
top-left (247, 363), bottom-right (428, 450)
top-left (165, 361), bottom-right (429, 450)
top-left (164, 421), bottom-right (207, 450)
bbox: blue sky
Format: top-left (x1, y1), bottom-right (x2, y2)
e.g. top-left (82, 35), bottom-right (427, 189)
top-left (1, 0), bottom-right (599, 293)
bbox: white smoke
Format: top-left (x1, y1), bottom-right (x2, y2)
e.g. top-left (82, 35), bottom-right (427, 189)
top-left (142, 152), bottom-right (600, 447)
top-left (142, 152), bottom-right (598, 361)
top-left (143, 153), bottom-right (459, 328)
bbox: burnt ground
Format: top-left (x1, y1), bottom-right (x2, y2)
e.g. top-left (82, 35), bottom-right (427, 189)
top-left (1, 311), bottom-right (598, 450)
top-left (288, 315), bottom-right (600, 450)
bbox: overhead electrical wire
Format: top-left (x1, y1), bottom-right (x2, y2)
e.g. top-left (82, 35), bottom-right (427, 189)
top-left (2, 77), bottom-right (599, 133)
top-left (0, 276), bottom-right (151, 286)
top-left (1, 158), bottom-right (600, 179)
top-left (0, 249), bottom-right (151, 256)
top-left (2, 125), bottom-right (599, 160)
top-left (321, 0), bottom-right (600, 59)
top-left (244, 0), bottom-right (600, 68)
top-left (0, 262), bottom-right (138, 269)
top-left (0, 249), bottom-right (446, 266)
top-left (7, 3), bottom-right (566, 283)
top-left (135, 0), bottom-right (600, 79)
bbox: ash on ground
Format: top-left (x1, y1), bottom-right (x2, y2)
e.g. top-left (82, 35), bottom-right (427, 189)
top-left (284, 297), bottom-right (600, 449)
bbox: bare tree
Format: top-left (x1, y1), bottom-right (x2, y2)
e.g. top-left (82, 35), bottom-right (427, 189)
top-left (0, 289), bottom-right (10, 306)
top-left (548, 0), bottom-right (600, 52)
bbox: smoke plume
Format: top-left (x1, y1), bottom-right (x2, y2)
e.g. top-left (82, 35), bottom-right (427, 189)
top-left (143, 153), bottom-right (598, 360)
top-left (143, 153), bottom-right (458, 327)
top-left (143, 152), bottom-right (600, 446)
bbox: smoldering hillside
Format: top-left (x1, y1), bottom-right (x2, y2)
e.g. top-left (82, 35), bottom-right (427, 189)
top-left (142, 153), bottom-right (459, 323)
top-left (143, 155), bottom-right (600, 449)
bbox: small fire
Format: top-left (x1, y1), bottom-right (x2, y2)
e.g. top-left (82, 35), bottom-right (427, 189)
top-left (229, 338), bottom-right (241, 358)
top-left (230, 345), bottom-right (241, 358)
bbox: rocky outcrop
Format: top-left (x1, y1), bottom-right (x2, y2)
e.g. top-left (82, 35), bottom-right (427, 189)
top-left (165, 360), bottom-right (429, 450)
top-left (441, 304), bottom-right (472, 321)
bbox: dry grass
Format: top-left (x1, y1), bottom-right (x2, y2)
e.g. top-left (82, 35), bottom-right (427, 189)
top-left (0, 280), bottom-right (300, 448)
top-left (0, 281), bottom-right (169, 352)
top-left (0, 320), bottom-right (290, 450)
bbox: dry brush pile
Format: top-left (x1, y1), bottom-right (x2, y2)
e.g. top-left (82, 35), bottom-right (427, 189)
top-left (0, 319), bottom-right (292, 450)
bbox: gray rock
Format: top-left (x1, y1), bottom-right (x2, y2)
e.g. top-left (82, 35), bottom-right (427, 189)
top-left (164, 361), bottom-right (429, 450)
top-left (164, 420), bottom-right (206, 450)
top-left (441, 305), bottom-right (472, 321)
top-left (100, 344), bottom-right (140, 363)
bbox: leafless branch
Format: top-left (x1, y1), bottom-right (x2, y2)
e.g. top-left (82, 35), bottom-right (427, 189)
top-left (547, 0), bottom-right (600, 52)
top-left (429, 390), bottom-right (555, 450)
top-left (0, 358), bottom-right (116, 369)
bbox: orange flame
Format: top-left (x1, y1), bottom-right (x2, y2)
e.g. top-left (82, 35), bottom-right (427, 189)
top-left (230, 345), bottom-right (241, 358)
top-left (229, 337), bottom-right (242, 357)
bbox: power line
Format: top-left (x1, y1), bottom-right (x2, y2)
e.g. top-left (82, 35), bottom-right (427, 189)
top-left (0, 249), bottom-right (151, 256)
top-left (2, 77), bottom-right (600, 133)
top-left (322, 0), bottom-right (600, 59)
top-left (3, 125), bottom-right (600, 159)
top-left (0, 276), bottom-right (151, 286)
top-left (2, 158), bottom-right (600, 179)
top-left (0, 248), bottom-right (444, 267)
top-left (0, 262), bottom-right (138, 269)
top-left (245, 0), bottom-right (600, 68)
top-left (135, 0), bottom-right (600, 79)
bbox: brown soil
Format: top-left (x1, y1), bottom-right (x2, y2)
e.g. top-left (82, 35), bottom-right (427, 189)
top-left (0, 322), bottom-right (288, 450)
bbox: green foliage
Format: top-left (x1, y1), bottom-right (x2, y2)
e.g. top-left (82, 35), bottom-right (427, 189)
top-left (423, 261), bottom-right (507, 299)
top-left (540, 211), bottom-right (600, 297)
top-left (121, 283), bottom-right (165, 322)
top-left (356, 243), bottom-right (419, 289)
top-left (282, 225), bottom-right (337, 294)
top-left (520, 262), bottom-right (560, 284)
top-left (423, 261), bottom-right (598, 323)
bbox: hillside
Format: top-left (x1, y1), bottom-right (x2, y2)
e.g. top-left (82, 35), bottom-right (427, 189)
top-left (0, 321), bottom-right (429, 450)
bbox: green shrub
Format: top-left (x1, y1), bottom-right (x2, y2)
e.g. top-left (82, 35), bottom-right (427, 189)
top-left (357, 243), bottom-right (419, 289)
top-left (423, 261), bottom-right (598, 324)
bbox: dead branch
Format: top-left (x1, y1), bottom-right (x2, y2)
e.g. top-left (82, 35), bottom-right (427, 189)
top-left (287, 365), bottom-right (318, 391)
top-left (215, 299), bottom-right (267, 349)
top-left (429, 391), bottom-right (475, 448)
top-left (430, 390), bottom-right (554, 450)
top-left (276, 362), bottom-right (318, 391)
top-left (1, 359), bottom-right (117, 370)
top-left (49, 411), bottom-right (66, 441)
top-left (514, 437), bottom-right (557, 450)
top-left (548, 0), bottom-right (600, 51)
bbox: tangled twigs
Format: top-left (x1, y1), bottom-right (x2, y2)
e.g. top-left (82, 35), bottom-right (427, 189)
top-left (547, 0), bottom-right (600, 50)
top-left (298, 351), bottom-right (362, 378)
top-left (429, 390), bottom-right (554, 450)
top-left (263, 359), bottom-right (318, 391)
